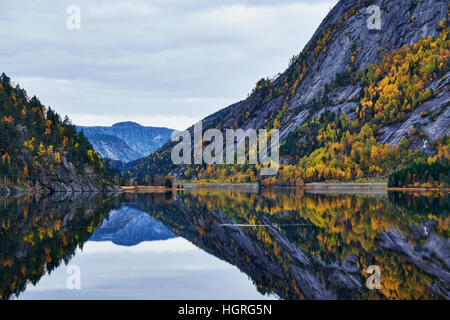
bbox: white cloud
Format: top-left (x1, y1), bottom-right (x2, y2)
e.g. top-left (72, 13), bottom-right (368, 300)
top-left (0, 0), bottom-right (337, 130)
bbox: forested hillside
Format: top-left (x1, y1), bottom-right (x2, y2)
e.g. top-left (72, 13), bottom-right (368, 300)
top-left (0, 73), bottom-right (116, 193)
top-left (127, 0), bottom-right (449, 188)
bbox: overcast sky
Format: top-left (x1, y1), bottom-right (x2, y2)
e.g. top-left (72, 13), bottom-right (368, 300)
top-left (0, 0), bottom-right (338, 130)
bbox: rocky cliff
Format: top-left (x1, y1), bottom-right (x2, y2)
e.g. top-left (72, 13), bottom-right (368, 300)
top-left (0, 73), bottom-right (117, 194)
top-left (203, 0), bottom-right (448, 144)
top-left (127, 0), bottom-right (449, 183)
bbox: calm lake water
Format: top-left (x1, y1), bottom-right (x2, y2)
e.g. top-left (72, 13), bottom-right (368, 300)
top-left (0, 189), bottom-right (448, 300)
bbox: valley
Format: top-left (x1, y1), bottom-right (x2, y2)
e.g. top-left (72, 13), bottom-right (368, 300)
top-left (0, 0), bottom-right (449, 303)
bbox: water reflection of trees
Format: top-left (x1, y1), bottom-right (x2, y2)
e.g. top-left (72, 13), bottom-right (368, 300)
top-left (0, 194), bottom-right (119, 300)
top-left (1, 190), bottom-right (447, 300)
top-left (388, 191), bottom-right (449, 216)
top-left (131, 190), bottom-right (449, 300)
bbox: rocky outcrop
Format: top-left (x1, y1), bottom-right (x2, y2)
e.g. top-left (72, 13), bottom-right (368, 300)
top-left (0, 75), bottom-right (117, 195)
top-left (209, 0), bottom-right (448, 145)
top-left (379, 72), bottom-right (450, 149)
top-left (128, 0), bottom-right (449, 178)
top-left (30, 156), bottom-right (113, 194)
top-left (1, 153), bottom-right (119, 195)
top-left (292, 0), bottom-right (447, 106)
top-left (200, 0), bottom-right (446, 131)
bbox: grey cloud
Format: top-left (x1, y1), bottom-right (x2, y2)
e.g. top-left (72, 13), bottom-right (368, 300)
top-left (0, 0), bottom-right (337, 130)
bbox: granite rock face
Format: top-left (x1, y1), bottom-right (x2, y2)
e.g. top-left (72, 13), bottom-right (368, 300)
top-left (292, 0), bottom-right (447, 106)
top-left (28, 156), bottom-right (115, 194)
top-left (129, 0), bottom-right (448, 178)
top-left (203, 0), bottom-right (448, 146)
top-left (379, 72), bottom-right (450, 149)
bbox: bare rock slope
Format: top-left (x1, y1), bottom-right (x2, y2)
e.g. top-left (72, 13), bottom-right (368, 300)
top-left (129, 0), bottom-right (449, 178)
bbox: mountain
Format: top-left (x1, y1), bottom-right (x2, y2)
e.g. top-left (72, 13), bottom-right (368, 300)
top-left (0, 73), bottom-right (116, 194)
top-left (127, 0), bottom-right (449, 186)
top-left (77, 122), bottom-right (175, 162)
top-left (81, 134), bottom-right (141, 163)
top-left (89, 205), bottom-right (175, 246)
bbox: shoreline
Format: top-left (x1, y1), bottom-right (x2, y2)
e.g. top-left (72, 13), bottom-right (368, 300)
top-left (122, 182), bottom-right (449, 195)
top-left (303, 182), bottom-right (387, 190)
top-left (121, 186), bottom-right (183, 193)
top-left (386, 187), bottom-right (448, 192)
top-left (176, 182), bottom-right (448, 193)
top-left (4, 183), bottom-right (445, 196)
top-left (0, 185), bottom-right (122, 197)
top-left (178, 182), bottom-right (259, 189)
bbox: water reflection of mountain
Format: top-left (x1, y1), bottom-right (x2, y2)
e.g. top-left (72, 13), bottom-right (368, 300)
top-left (126, 191), bottom-right (449, 300)
top-left (89, 205), bottom-right (175, 246)
top-left (1, 190), bottom-right (448, 300)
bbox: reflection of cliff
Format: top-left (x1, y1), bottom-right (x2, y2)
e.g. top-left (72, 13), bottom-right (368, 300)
top-left (131, 191), bottom-right (449, 300)
top-left (89, 205), bottom-right (175, 246)
top-left (0, 194), bottom-right (119, 300)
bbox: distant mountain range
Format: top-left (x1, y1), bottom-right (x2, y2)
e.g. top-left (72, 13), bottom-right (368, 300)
top-left (89, 205), bottom-right (175, 246)
top-left (77, 122), bottom-right (175, 163)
